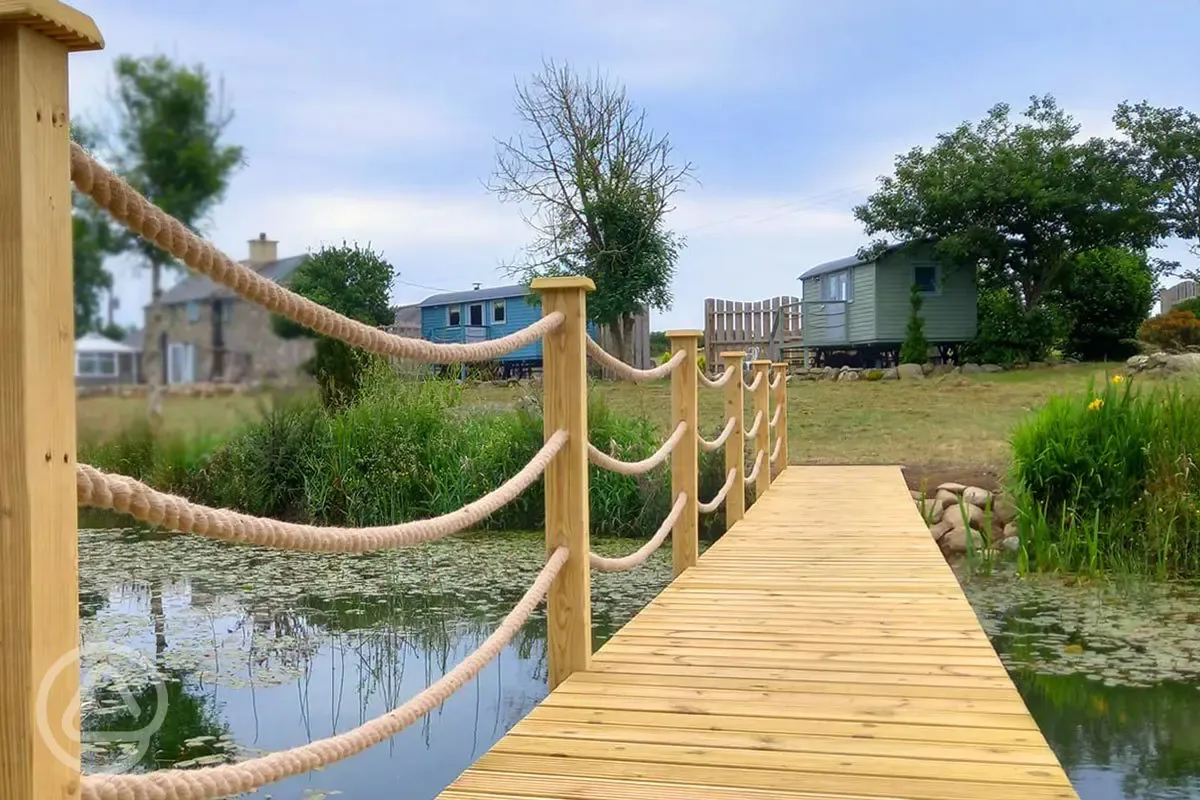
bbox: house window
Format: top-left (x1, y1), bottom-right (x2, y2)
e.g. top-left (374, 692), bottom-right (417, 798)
top-left (447, 306), bottom-right (461, 327)
top-left (820, 270), bottom-right (851, 302)
top-left (492, 299), bottom-right (506, 324)
top-left (468, 303), bottom-right (484, 327)
top-left (76, 352), bottom-right (117, 377)
top-left (914, 264), bottom-right (939, 294)
top-left (187, 301), bottom-right (201, 322)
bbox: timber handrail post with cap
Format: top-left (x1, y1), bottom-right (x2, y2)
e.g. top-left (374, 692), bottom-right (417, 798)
top-left (721, 351), bottom-right (746, 526)
top-left (772, 361), bottom-right (789, 475)
top-left (751, 359), bottom-right (772, 496)
top-left (532, 277), bottom-right (594, 690)
top-left (1, 3), bottom-right (103, 799)
top-left (668, 330), bottom-right (701, 576)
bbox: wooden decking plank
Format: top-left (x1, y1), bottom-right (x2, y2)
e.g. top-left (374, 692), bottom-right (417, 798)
top-left (436, 466), bottom-right (1077, 800)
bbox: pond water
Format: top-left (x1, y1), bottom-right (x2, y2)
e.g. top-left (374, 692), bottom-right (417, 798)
top-left (78, 530), bottom-right (1200, 799)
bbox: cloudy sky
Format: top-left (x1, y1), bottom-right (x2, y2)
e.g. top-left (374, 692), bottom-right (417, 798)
top-left (70, 0), bottom-right (1200, 330)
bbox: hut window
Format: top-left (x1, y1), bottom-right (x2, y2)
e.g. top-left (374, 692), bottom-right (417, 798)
top-left (448, 306), bottom-right (462, 326)
top-left (468, 303), bottom-right (484, 327)
top-left (77, 352), bottom-right (117, 377)
top-left (914, 265), bottom-right (939, 294)
top-left (492, 299), bottom-right (506, 324)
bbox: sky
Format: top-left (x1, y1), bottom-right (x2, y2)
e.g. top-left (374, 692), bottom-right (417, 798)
top-left (69, 0), bottom-right (1200, 331)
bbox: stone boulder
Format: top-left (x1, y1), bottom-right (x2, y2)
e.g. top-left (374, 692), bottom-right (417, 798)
top-left (961, 363), bottom-right (984, 375)
top-left (941, 528), bottom-right (984, 555)
top-left (934, 489), bottom-right (960, 510)
top-left (1167, 353), bottom-right (1200, 373)
top-left (837, 370), bottom-right (860, 382)
top-left (944, 502), bottom-right (985, 530)
top-left (1000, 536), bottom-right (1021, 553)
top-left (929, 520), bottom-right (953, 542)
top-left (992, 495), bottom-right (1017, 525)
top-left (916, 498), bottom-right (944, 524)
top-left (1002, 522), bottom-right (1018, 540)
top-left (897, 363), bottom-right (925, 380)
top-left (882, 368), bottom-right (900, 381)
top-left (937, 482), bottom-right (967, 494)
top-left (962, 486), bottom-right (993, 507)
top-left (981, 364), bottom-right (1004, 374)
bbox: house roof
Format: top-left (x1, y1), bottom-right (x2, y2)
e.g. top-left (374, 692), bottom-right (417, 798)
top-left (797, 242), bottom-right (914, 281)
top-left (157, 255), bottom-right (308, 305)
top-left (76, 331), bottom-right (138, 353)
top-left (419, 283), bottom-right (528, 308)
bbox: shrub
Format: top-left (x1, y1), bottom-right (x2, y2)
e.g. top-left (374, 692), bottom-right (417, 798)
top-left (1057, 247), bottom-right (1154, 361)
top-left (1138, 309), bottom-right (1200, 352)
top-left (1173, 297), bottom-right (1200, 316)
top-left (965, 287), bottom-right (1064, 364)
top-left (900, 283), bottom-right (930, 364)
top-left (1010, 378), bottom-right (1200, 576)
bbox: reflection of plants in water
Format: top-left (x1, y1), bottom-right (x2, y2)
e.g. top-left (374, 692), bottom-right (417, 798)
top-left (1016, 671), bottom-right (1200, 799)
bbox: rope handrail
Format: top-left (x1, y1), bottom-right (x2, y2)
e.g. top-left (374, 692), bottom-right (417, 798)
top-left (698, 366), bottom-right (735, 389)
top-left (80, 547), bottom-right (568, 800)
top-left (586, 337), bottom-right (686, 382)
top-left (744, 409), bottom-right (764, 439)
top-left (698, 417), bottom-right (737, 453)
top-left (770, 372), bottom-right (784, 391)
top-left (588, 422), bottom-right (686, 475)
top-left (698, 469), bottom-right (737, 514)
top-left (589, 493), bottom-right (687, 573)
top-left (746, 450), bottom-right (766, 484)
top-left (770, 434), bottom-right (784, 465)
top-left (76, 431), bottom-right (568, 552)
top-left (69, 144), bottom-right (562, 364)
top-left (744, 371), bottom-right (764, 392)
top-left (768, 404), bottom-right (783, 430)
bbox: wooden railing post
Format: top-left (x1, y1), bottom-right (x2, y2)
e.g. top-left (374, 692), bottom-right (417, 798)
top-left (532, 277), bottom-right (594, 690)
top-left (772, 362), bottom-right (789, 476)
top-left (1, 5), bottom-right (102, 799)
top-left (721, 351), bottom-right (746, 526)
top-left (668, 331), bottom-right (701, 576)
top-left (751, 359), bottom-right (772, 497)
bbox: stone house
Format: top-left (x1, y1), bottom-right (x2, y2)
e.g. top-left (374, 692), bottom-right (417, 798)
top-left (143, 234), bottom-right (314, 385)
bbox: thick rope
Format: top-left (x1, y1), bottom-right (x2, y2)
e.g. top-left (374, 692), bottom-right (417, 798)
top-left (744, 409), bottom-right (764, 439)
top-left (770, 434), bottom-right (784, 465)
top-left (80, 547), bottom-right (567, 800)
top-left (698, 366), bottom-right (735, 389)
top-left (746, 450), bottom-right (766, 485)
top-left (69, 144), bottom-right (562, 363)
top-left (744, 372), bottom-right (764, 392)
top-left (76, 432), bottom-right (567, 552)
top-left (586, 337), bottom-right (686, 382)
top-left (588, 493), bottom-right (687, 573)
top-left (768, 404), bottom-right (783, 430)
top-left (698, 417), bottom-right (737, 453)
top-left (587, 422), bottom-right (686, 475)
top-left (698, 468), bottom-right (737, 514)
top-left (770, 372), bottom-right (784, 391)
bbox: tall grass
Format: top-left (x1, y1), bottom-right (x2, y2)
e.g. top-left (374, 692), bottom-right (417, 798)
top-left (1010, 378), bottom-right (1200, 576)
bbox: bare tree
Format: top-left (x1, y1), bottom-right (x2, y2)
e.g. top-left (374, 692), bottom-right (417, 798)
top-left (492, 61), bottom-right (693, 362)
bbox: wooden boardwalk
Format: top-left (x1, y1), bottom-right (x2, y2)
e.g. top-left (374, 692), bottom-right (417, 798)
top-left (438, 466), bottom-right (1078, 800)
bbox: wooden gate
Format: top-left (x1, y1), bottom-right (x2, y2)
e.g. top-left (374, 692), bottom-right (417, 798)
top-left (704, 296), bottom-right (801, 373)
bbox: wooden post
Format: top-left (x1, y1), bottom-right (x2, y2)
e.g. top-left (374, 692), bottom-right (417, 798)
top-left (532, 277), bottom-right (594, 690)
top-left (751, 359), bottom-right (772, 497)
top-left (721, 351), bottom-right (746, 526)
top-left (0, 4), bottom-right (102, 799)
top-left (668, 331), bottom-right (701, 576)
top-left (772, 362), bottom-right (789, 476)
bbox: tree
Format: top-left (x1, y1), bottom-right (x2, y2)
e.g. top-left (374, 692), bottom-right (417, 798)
top-left (491, 61), bottom-right (692, 362)
top-left (1056, 247), bottom-right (1154, 361)
top-left (272, 243), bottom-right (394, 408)
top-left (899, 284), bottom-right (930, 364)
top-left (854, 96), bottom-right (1166, 313)
top-left (70, 123), bottom-right (120, 335)
top-left (1115, 101), bottom-right (1200, 260)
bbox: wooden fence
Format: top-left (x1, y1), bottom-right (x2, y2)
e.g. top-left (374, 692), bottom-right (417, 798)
top-left (703, 296), bottom-right (801, 373)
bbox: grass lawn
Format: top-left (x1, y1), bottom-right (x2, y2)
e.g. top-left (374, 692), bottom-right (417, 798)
top-left (78, 363), bottom-right (1184, 479)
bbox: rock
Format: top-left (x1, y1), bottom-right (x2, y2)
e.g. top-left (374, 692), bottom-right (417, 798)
top-left (909, 490), bottom-right (924, 501)
top-left (944, 501), bottom-right (985, 531)
top-left (882, 367), bottom-right (900, 381)
top-left (951, 366), bottom-right (962, 375)
top-left (962, 486), bottom-right (993, 507)
top-left (981, 364), bottom-right (1004, 374)
top-left (933, 489), bottom-right (960, 510)
top-left (922, 363), bottom-right (935, 375)
top-left (1003, 522), bottom-right (1018, 540)
top-left (864, 369), bottom-right (884, 381)
top-left (1001, 536), bottom-right (1021, 553)
top-left (916, 498), bottom-right (944, 524)
top-left (1166, 353), bottom-right (1200, 373)
top-left (940, 527), bottom-right (984, 555)
top-left (929, 520), bottom-right (953, 542)
top-left (1127, 354), bottom-right (1150, 369)
top-left (836, 370), bottom-right (860, 382)
top-left (962, 363), bottom-right (983, 375)
top-left (1065, 357), bottom-right (1081, 364)
top-left (897, 363), bottom-right (925, 380)
top-left (937, 482), bottom-right (967, 494)
top-left (993, 495), bottom-right (1017, 525)
top-left (1030, 361), bottom-right (1050, 369)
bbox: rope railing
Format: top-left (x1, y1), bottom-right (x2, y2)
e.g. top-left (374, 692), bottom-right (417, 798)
top-left (768, 404), bottom-right (783, 430)
top-left (698, 469), bottom-right (738, 514)
top-left (746, 450), bottom-right (766, 485)
top-left (76, 432), bottom-right (568, 552)
top-left (80, 547), bottom-right (568, 800)
top-left (745, 409), bottom-right (764, 439)
top-left (587, 422), bottom-right (686, 475)
top-left (770, 435), bottom-right (784, 465)
top-left (698, 366), bottom-right (735, 389)
top-left (589, 493), bottom-right (687, 573)
top-left (69, 144), bottom-right (562, 363)
top-left (698, 417), bottom-right (737, 453)
top-left (744, 371), bottom-right (764, 392)
top-left (587, 337), bottom-right (686, 382)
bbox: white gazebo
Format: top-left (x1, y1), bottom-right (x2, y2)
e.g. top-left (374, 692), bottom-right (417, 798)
top-left (75, 331), bottom-right (140, 385)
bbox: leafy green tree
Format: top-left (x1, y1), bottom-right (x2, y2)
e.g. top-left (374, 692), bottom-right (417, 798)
top-left (854, 96), bottom-right (1166, 312)
top-left (272, 243), bottom-right (394, 408)
top-left (70, 124), bottom-right (120, 335)
top-left (1055, 247), bottom-right (1154, 361)
top-left (899, 284), bottom-right (930, 364)
top-left (492, 61), bottom-right (691, 362)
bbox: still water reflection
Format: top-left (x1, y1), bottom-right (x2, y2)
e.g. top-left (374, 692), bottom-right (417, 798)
top-left (81, 530), bottom-right (1200, 799)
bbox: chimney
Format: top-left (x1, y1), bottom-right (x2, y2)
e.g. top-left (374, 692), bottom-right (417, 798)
top-left (248, 232), bottom-right (278, 265)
